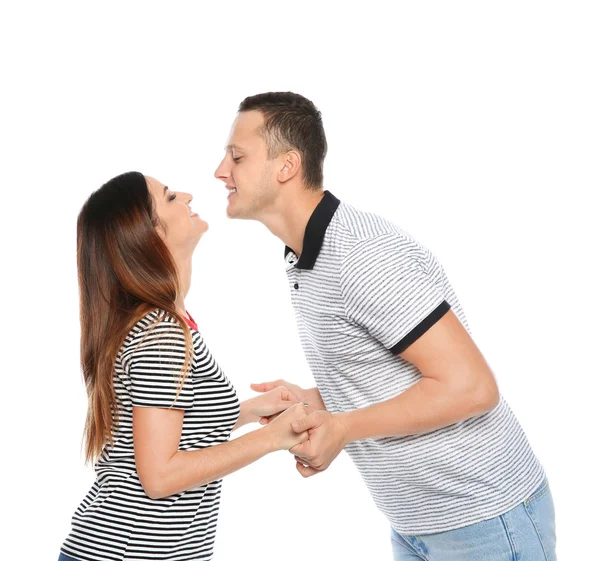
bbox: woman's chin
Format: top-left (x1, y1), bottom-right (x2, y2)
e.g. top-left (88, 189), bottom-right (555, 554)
top-left (195, 218), bottom-right (209, 234)
top-left (196, 224), bottom-right (209, 241)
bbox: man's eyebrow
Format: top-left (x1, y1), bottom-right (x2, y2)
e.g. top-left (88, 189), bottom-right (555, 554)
top-left (226, 143), bottom-right (243, 151)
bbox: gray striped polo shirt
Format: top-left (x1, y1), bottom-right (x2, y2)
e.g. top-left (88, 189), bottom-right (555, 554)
top-left (284, 191), bottom-right (544, 534)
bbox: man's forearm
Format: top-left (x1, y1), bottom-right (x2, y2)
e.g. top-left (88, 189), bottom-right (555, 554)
top-left (339, 377), bottom-right (499, 443)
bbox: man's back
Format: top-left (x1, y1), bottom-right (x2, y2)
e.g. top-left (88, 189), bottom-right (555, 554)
top-left (284, 191), bottom-right (544, 534)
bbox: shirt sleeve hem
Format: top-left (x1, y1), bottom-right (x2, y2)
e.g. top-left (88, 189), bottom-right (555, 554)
top-left (389, 300), bottom-right (451, 355)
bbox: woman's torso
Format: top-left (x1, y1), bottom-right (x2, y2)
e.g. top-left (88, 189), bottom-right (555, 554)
top-left (61, 309), bottom-right (240, 561)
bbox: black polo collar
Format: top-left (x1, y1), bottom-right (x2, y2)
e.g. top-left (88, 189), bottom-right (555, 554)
top-left (284, 190), bottom-right (341, 270)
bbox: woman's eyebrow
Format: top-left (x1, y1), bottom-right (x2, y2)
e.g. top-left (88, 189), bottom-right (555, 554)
top-left (163, 185), bottom-right (169, 197)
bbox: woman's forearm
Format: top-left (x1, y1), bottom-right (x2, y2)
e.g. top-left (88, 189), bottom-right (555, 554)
top-left (144, 427), bottom-right (276, 499)
top-left (306, 386), bottom-right (327, 411)
top-left (232, 399), bottom-right (258, 431)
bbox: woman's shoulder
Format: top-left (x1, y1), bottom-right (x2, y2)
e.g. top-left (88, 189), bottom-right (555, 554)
top-left (120, 309), bottom-right (190, 350)
top-left (118, 309), bottom-right (197, 370)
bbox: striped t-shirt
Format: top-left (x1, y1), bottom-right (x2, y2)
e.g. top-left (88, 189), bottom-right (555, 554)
top-left (284, 191), bottom-right (545, 535)
top-left (61, 310), bottom-right (240, 561)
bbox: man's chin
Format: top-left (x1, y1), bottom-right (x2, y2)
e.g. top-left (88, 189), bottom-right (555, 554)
top-left (226, 206), bottom-right (241, 219)
top-left (226, 204), bottom-right (253, 221)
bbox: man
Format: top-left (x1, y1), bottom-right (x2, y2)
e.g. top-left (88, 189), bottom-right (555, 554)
top-left (214, 92), bottom-right (556, 560)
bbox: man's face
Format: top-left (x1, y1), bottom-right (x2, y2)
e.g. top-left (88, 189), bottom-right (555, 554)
top-left (214, 110), bottom-right (278, 220)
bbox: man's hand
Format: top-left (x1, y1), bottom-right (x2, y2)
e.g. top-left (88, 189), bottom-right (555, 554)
top-left (250, 380), bottom-right (326, 423)
top-left (288, 410), bottom-right (348, 478)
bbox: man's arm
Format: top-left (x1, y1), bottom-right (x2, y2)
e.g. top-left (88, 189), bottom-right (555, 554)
top-left (339, 309), bottom-right (499, 441)
top-left (290, 310), bottom-right (500, 476)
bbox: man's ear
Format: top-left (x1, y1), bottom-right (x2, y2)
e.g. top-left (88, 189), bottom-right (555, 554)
top-left (277, 150), bottom-right (302, 183)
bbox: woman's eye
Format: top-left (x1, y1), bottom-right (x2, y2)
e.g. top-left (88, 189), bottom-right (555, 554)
top-left (168, 193), bottom-right (176, 201)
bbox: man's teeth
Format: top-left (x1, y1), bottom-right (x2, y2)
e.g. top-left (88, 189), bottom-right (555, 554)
top-left (228, 188), bottom-right (237, 194)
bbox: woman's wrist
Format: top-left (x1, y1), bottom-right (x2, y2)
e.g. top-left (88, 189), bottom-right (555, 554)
top-left (260, 422), bottom-right (282, 453)
top-left (234, 399), bottom-right (259, 430)
top-left (306, 386), bottom-right (326, 410)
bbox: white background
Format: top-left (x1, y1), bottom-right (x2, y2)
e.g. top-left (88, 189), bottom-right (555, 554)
top-left (1, 2), bottom-right (598, 560)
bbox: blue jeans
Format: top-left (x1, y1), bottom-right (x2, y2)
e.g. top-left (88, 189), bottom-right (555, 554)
top-left (58, 554), bottom-right (79, 561)
top-left (391, 478), bottom-right (556, 561)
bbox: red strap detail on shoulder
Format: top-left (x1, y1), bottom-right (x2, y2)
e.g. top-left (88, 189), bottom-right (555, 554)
top-left (183, 311), bottom-right (198, 331)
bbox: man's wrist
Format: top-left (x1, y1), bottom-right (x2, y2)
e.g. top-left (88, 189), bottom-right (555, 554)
top-left (336, 411), bottom-right (355, 446)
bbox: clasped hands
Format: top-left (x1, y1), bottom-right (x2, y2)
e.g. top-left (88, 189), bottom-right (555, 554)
top-left (247, 380), bottom-right (349, 477)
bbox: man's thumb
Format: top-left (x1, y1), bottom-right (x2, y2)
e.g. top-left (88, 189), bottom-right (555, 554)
top-left (292, 415), bottom-right (314, 433)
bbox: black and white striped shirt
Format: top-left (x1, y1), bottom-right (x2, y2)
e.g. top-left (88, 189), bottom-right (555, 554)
top-left (284, 191), bottom-right (545, 534)
top-left (61, 310), bottom-right (240, 561)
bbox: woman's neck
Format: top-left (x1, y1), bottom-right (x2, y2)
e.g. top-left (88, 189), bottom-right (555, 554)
top-left (174, 256), bottom-right (192, 316)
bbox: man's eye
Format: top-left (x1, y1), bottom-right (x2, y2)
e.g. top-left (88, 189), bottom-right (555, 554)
top-left (232, 156), bottom-right (242, 163)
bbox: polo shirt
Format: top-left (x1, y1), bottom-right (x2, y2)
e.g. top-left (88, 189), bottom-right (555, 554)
top-left (284, 191), bottom-right (545, 534)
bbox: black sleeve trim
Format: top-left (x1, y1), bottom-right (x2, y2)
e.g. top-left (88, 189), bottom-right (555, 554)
top-left (389, 300), bottom-right (451, 355)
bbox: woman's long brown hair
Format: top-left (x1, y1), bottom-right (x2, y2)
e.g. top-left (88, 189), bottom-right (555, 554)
top-left (77, 171), bottom-right (192, 463)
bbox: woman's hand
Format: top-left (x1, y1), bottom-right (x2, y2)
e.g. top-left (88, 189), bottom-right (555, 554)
top-left (265, 402), bottom-right (310, 451)
top-left (237, 386), bottom-right (302, 429)
top-left (250, 380), bottom-right (326, 423)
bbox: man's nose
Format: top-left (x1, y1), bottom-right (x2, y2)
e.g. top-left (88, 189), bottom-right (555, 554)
top-left (214, 158), bottom-right (230, 181)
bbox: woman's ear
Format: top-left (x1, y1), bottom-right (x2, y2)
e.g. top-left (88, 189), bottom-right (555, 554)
top-left (153, 216), bottom-right (167, 241)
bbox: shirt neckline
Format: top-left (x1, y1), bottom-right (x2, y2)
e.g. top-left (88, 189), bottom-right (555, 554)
top-left (183, 310), bottom-right (198, 331)
top-left (284, 190), bottom-right (341, 270)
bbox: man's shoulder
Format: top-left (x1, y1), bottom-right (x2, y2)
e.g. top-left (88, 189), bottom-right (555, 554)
top-left (330, 200), bottom-right (421, 255)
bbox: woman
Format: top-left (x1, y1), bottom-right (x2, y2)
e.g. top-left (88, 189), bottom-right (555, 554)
top-left (58, 171), bottom-right (310, 561)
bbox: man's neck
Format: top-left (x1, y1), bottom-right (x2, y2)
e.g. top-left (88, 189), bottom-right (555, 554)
top-left (259, 188), bottom-right (325, 257)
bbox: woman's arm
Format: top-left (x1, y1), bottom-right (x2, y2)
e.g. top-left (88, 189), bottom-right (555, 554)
top-left (233, 400), bottom-right (255, 431)
top-left (250, 380), bottom-right (327, 415)
top-left (133, 403), bottom-right (308, 499)
top-left (233, 386), bottom-right (305, 430)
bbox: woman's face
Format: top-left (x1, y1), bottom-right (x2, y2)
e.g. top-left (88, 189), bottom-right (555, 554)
top-left (146, 176), bottom-right (208, 258)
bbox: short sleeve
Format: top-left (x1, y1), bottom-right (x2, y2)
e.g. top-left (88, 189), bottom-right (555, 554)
top-left (126, 319), bottom-right (195, 409)
top-left (340, 234), bottom-right (450, 354)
